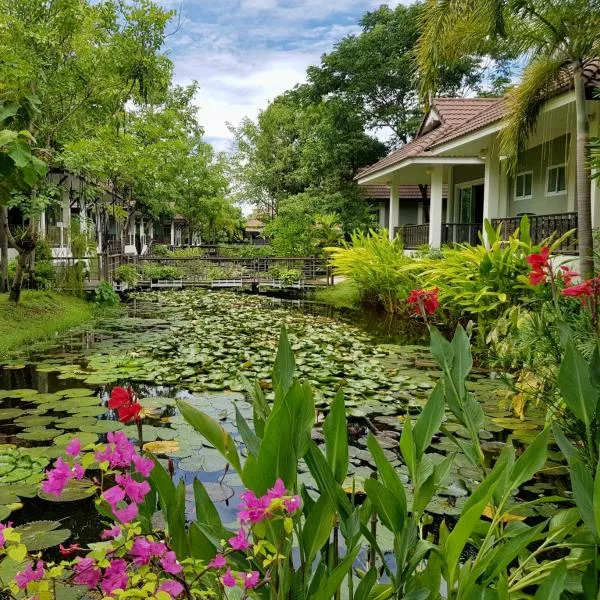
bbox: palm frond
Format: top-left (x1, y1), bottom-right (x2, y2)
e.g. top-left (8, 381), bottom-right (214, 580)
top-left (498, 55), bottom-right (568, 174)
top-left (416, 0), bottom-right (507, 103)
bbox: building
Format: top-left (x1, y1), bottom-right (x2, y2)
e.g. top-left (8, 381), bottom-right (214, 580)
top-left (356, 62), bottom-right (600, 253)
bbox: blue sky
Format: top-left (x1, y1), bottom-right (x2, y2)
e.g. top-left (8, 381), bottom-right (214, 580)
top-left (162, 0), bottom-right (406, 152)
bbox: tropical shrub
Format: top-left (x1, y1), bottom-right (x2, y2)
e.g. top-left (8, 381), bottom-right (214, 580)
top-left (327, 228), bottom-right (416, 313)
top-left (115, 264), bottom-right (140, 286)
top-left (152, 244), bottom-right (171, 257)
top-left (94, 281), bottom-right (120, 307)
top-left (142, 264), bottom-right (182, 281)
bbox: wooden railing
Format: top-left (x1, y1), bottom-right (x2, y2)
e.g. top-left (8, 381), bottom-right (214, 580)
top-left (442, 223), bottom-right (482, 246)
top-left (491, 212), bottom-right (578, 253)
top-left (394, 224), bottom-right (430, 249)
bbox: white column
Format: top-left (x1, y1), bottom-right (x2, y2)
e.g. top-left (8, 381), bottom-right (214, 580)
top-left (483, 147), bottom-right (501, 245)
top-left (170, 222), bottom-right (175, 246)
top-left (388, 181), bottom-right (399, 240)
top-left (447, 167), bottom-right (455, 223)
top-left (417, 202), bottom-right (424, 225)
top-left (428, 165), bottom-right (444, 248)
top-left (39, 211), bottom-right (46, 240)
top-left (590, 106), bottom-right (600, 227)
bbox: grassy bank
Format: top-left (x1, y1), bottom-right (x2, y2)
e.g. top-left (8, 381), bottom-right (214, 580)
top-left (0, 291), bottom-right (94, 357)
top-left (314, 279), bottom-right (360, 309)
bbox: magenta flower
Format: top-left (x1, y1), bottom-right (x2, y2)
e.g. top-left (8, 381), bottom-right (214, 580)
top-left (113, 502), bottom-right (139, 523)
top-left (158, 580), bottom-right (185, 598)
top-left (267, 479), bottom-right (286, 500)
top-left (228, 528), bottom-right (250, 551)
top-left (115, 473), bottom-right (150, 504)
top-left (130, 537), bottom-right (165, 566)
top-left (132, 454), bottom-right (154, 477)
top-left (160, 551), bottom-right (183, 575)
top-left (222, 569), bottom-right (237, 587)
top-left (73, 557), bottom-right (101, 588)
top-left (101, 559), bottom-right (128, 594)
top-left (285, 495), bottom-right (302, 513)
top-left (243, 571), bottom-right (260, 589)
top-left (102, 485), bottom-right (126, 510)
top-left (66, 438), bottom-right (82, 457)
top-left (238, 490), bottom-right (269, 523)
top-left (15, 561), bottom-right (44, 589)
top-left (72, 463), bottom-right (85, 479)
top-left (41, 458), bottom-right (74, 496)
top-left (0, 522), bottom-right (12, 547)
top-left (95, 432), bottom-right (136, 468)
top-left (208, 554), bottom-right (227, 569)
top-left (100, 526), bottom-right (122, 540)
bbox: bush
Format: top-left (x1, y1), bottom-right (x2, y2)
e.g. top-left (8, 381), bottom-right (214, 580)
top-left (327, 229), bottom-right (416, 313)
top-left (94, 281), bottom-right (120, 306)
top-left (152, 244), bottom-right (170, 257)
top-left (142, 264), bottom-right (181, 280)
top-left (115, 265), bottom-right (140, 286)
top-left (33, 261), bottom-right (55, 290)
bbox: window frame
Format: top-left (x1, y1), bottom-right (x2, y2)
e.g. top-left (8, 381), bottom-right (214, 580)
top-left (546, 163), bottom-right (567, 196)
top-left (514, 170), bottom-right (534, 201)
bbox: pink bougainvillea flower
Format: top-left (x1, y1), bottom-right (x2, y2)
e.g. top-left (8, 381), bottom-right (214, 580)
top-left (160, 551), bottom-right (183, 575)
top-left (115, 473), bottom-right (150, 504)
top-left (95, 431), bottom-right (136, 468)
top-left (158, 580), bottom-right (185, 598)
top-left (284, 495), bottom-right (302, 513)
top-left (243, 571), bottom-right (260, 589)
top-left (228, 528), bottom-right (250, 551)
top-left (407, 288), bottom-right (440, 315)
top-left (101, 526), bottom-right (122, 540)
top-left (73, 557), bottom-right (102, 588)
top-left (267, 479), bottom-right (286, 500)
top-left (41, 457), bottom-right (75, 496)
top-left (132, 454), bottom-right (154, 478)
top-left (15, 561), bottom-right (44, 589)
top-left (101, 559), bottom-right (128, 594)
top-left (65, 438), bottom-right (82, 457)
top-left (113, 502), bottom-right (139, 523)
top-left (208, 554), bottom-right (227, 569)
top-left (238, 490), bottom-right (269, 523)
top-left (561, 280), bottom-right (594, 298)
top-left (72, 463), bottom-right (85, 479)
top-left (102, 485), bottom-right (126, 510)
top-left (129, 537), bottom-right (165, 566)
top-left (222, 569), bottom-right (237, 588)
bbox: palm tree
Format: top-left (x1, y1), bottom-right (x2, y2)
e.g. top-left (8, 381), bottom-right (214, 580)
top-left (417, 0), bottom-right (600, 276)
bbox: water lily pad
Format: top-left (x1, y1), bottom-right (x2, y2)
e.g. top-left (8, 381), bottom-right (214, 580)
top-left (14, 521), bottom-right (71, 551)
top-left (7, 389), bottom-right (38, 398)
top-left (60, 388), bottom-right (96, 398)
top-left (14, 416), bottom-right (56, 428)
top-left (67, 406), bottom-right (107, 417)
top-left (143, 440), bottom-right (179, 455)
top-left (178, 455), bottom-right (205, 472)
top-left (0, 408), bottom-right (26, 420)
top-left (79, 421), bottom-right (124, 434)
top-left (17, 429), bottom-right (62, 441)
top-left (53, 432), bottom-right (98, 448)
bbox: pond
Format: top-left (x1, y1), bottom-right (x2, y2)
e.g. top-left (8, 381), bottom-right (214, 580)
top-left (0, 290), bottom-right (564, 555)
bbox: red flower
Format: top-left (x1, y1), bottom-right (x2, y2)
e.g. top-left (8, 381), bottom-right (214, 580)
top-left (109, 386), bottom-right (142, 423)
top-left (561, 281), bottom-right (594, 298)
top-left (59, 543), bottom-right (82, 558)
top-left (527, 247), bottom-right (551, 285)
top-left (559, 266), bottom-right (579, 286)
top-left (407, 288), bottom-right (440, 315)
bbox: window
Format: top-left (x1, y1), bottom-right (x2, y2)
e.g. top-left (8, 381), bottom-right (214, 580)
top-left (515, 171), bottom-right (533, 200)
top-left (547, 164), bottom-right (566, 195)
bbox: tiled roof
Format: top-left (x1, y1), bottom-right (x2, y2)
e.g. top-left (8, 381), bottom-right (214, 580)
top-left (357, 60), bottom-right (600, 181)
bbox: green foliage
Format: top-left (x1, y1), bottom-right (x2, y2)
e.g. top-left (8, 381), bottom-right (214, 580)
top-left (115, 265), bottom-right (140, 287)
top-left (94, 281), bottom-right (120, 307)
top-left (152, 244), bottom-right (170, 257)
top-left (268, 267), bottom-right (302, 285)
top-left (141, 264), bottom-right (181, 281)
top-left (327, 228), bottom-right (415, 312)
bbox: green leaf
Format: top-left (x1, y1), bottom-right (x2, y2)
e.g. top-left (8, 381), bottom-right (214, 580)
top-left (413, 381), bottom-right (445, 458)
top-left (400, 417), bottom-right (416, 480)
top-left (0, 130), bottom-right (18, 147)
top-left (302, 495), bottom-right (335, 565)
top-left (177, 399), bottom-right (242, 475)
top-left (235, 405), bottom-right (260, 458)
top-left (533, 561), bottom-right (567, 600)
top-left (354, 568), bottom-right (377, 600)
top-left (272, 326), bottom-right (295, 394)
top-left (568, 454), bottom-right (595, 534)
top-left (323, 389), bottom-right (348, 483)
top-left (193, 479), bottom-right (222, 529)
top-left (558, 341), bottom-right (598, 428)
top-left (364, 478), bottom-right (405, 533)
top-left (310, 545), bottom-right (360, 600)
top-left (0, 104), bottom-right (18, 124)
top-left (509, 428), bottom-right (549, 490)
top-left (149, 454), bottom-right (176, 524)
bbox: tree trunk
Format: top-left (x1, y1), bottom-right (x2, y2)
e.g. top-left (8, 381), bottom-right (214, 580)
top-left (0, 206), bottom-right (8, 293)
top-left (573, 62), bottom-right (593, 278)
top-left (9, 251), bottom-right (29, 303)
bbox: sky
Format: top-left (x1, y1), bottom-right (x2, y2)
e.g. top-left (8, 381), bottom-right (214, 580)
top-left (163, 0), bottom-right (406, 153)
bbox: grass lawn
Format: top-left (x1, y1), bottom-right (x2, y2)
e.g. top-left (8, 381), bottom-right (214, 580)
top-left (314, 279), bottom-right (360, 310)
top-left (0, 291), bottom-right (94, 357)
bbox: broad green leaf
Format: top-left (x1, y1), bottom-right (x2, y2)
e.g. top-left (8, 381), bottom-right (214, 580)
top-left (323, 389), bottom-right (348, 483)
top-left (413, 381), bottom-right (445, 458)
top-left (177, 399), bottom-right (242, 475)
top-left (364, 478), bottom-right (405, 533)
top-left (509, 428), bottom-right (549, 490)
top-left (533, 561), bottom-right (567, 600)
top-left (353, 568), bottom-right (377, 600)
top-left (569, 454), bottom-right (595, 534)
top-left (310, 545), bottom-right (360, 600)
top-left (400, 418), bottom-right (416, 480)
top-left (0, 130), bottom-right (18, 147)
top-left (235, 405), bottom-right (260, 458)
top-left (302, 495), bottom-right (335, 565)
top-left (558, 341), bottom-right (598, 428)
top-left (193, 479), bottom-right (222, 528)
top-left (272, 326), bottom-right (295, 394)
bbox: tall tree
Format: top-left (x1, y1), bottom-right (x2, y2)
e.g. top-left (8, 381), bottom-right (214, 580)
top-left (418, 0), bottom-right (600, 276)
top-left (0, 0), bottom-right (174, 300)
top-left (307, 3), bottom-right (511, 147)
